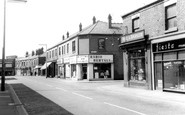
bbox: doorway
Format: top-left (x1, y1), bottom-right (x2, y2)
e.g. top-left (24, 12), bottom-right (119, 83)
top-left (82, 64), bottom-right (87, 79)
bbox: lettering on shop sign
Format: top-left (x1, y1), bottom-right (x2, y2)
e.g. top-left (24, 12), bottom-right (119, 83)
top-left (121, 30), bottom-right (144, 43)
top-left (153, 39), bottom-right (185, 52)
top-left (89, 55), bottom-right (113, 63)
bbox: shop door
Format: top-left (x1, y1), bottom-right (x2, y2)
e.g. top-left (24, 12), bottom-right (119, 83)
top-left (82, 64), bottom-right (87, 79)
top-left (154, 62), bottom-right (163, 90)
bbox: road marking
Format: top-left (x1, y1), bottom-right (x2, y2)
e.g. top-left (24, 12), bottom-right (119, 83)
top-left (72, 92), bottom-right (93, 100)
top-left (55, 87), bottom-right (67, 92)
top-left (104, 102), bottom-right (146, 115)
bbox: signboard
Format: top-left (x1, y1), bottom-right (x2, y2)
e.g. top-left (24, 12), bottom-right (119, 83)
top-left (89, 55), bottom-right (113, 63)
top-left (121, 30), bottom-right (145, 43)
top-left (64, 57), bottom-right (70, 63)
top-left (70, 56), bottom-right (77, 64)
top-left (77, 55), bottom-right (88, 63)
top-left (153, 39), bottom-right (185, 52)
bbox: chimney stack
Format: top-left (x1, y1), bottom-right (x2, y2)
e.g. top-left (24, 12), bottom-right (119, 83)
top-left (108, 14), bottom-right (112, 28)
top-left (79, 23), bottom-right (82, 32)
top-left (93, 16), bottom-right (96, 24)
top-left (67, 32), bottom-right (69, 38)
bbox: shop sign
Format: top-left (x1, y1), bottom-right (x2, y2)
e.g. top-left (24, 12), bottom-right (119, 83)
top-left (153, 39), bottom-right (185, 52)
top-left (77, 55), bottom-right (88, 63)
top-left (121, 30), bottom-right (144, 43)
top-left (89, 55), bottom-right (113, 63)
top-left (64, 57), bottom-right (70, 63)
top-left (70, 56), bottom-right (77, 64)
top-left (57, 58), bottom-right (63, 64)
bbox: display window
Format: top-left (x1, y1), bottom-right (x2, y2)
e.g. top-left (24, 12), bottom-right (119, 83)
top-left (154, 50), bottom-right (185, 92)
top-left (94, 64), bottom-right (111, 79)
top-left (129, 49), bottom-right (146, 82)
top-left (164, 61), bottom-right (185, 91)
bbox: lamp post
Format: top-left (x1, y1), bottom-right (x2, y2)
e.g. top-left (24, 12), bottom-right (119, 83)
top-left (1, 0), bottom-right (27, 91)
top-left (39, 44), bottom-right (47, 78)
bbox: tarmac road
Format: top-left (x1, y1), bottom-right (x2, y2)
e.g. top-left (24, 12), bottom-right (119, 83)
top-left (7, 76), bottom-right (185, 115)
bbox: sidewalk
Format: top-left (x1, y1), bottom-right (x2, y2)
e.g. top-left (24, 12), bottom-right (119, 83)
top-left (0, 84), bottom-right (18, 115)
top-left (100, 83), bottom-right (185, 104)
top-left (0, 84), bottom-right (28, 115)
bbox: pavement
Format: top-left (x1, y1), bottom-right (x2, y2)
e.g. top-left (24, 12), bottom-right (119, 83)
top-left (0, 84), bottom-right (28, 115)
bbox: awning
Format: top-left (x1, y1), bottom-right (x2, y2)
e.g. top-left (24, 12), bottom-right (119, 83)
top-left (41, 62), bottom-right (52, 70)
top-left (34, 65), bottom-right (42, 69)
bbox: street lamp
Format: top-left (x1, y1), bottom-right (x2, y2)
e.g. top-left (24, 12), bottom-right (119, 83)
top-left (1, 0), bottom-right (27, 91)
top-left (39, 44), bottom-right (47, 78)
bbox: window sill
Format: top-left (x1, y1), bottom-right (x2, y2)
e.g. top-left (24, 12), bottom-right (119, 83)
top-left (165, 27), bottom-right (178, 34)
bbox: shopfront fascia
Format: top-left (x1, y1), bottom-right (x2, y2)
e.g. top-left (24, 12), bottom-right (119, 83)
top-left (120, 30), bottom-right (152, 89)
top-left (151, 32), bottom-right (185, 93)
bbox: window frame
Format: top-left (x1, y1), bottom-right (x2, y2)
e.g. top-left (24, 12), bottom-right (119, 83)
top-left (132, 17), bottom-right (140, 32)
top-left (165, 3), bottom-right (177, 30)
top-left (98, 38), bottom-right (105, 50)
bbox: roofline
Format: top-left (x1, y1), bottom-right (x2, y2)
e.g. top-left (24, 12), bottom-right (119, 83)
top-left (121, 0), bottom-right (164, 19)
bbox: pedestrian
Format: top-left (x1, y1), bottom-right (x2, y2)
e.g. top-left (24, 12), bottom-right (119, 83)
top-left (104, 70), bottom-right (109, 79)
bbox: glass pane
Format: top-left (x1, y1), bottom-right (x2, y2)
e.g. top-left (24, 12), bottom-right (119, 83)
top-left (130, 58), bottom-right (145, 81)
top-left (98, 39), bottom-right (105, 50)
top-left (167, 17), bottom-right (177, 29)
top-left (154, 62), bottom-right (162, 89)
top-left (164, 61), bottom-right (185, 91)
top-left (178, 51), bottom-right (185, 60)
top-left (154, 53), bottom-right (162, 61)
top-left (163, 52), bottom-right (177, 60)
top-left (167, 4), bottom-right (176, 18)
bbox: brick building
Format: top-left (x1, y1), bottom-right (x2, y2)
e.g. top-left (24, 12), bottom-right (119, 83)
top-left (47, 15), bottom-right (124, 80)
top-left (15, 54), bottom-right (46, 76)
top-left (0, 55), bottom-right (17, 76)
top-left (120, 0), bottom-right (185, 93)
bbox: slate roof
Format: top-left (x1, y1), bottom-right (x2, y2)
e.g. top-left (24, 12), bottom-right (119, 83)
top-left (48, 21), bottom-right (123, 50)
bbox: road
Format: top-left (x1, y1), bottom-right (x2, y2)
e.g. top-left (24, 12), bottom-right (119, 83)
top-left (7, 76), bottom-right (185, 115)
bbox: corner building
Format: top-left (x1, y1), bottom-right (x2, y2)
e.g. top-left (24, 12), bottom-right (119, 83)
top-left (48, 16), bottom-right (124, 80)
top-left (120, 0), bottom-right (185, 93)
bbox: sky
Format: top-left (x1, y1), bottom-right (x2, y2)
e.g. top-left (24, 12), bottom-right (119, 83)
top-left (0, 0), bottom-right (156, 58)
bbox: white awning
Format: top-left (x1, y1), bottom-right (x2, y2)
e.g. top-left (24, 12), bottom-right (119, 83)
top-left (34, 65), bottom-right (42, 69)
top-left (41, 62), bottom-right (52, 70)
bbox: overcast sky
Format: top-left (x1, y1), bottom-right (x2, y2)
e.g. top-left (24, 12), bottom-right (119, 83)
top-left (0, 0), bottom-right (156, 58)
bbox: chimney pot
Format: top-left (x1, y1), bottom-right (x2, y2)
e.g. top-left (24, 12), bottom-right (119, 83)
top-left (67, 32), bottom-right (69, 38)
top-left (93, 16), bottom-right (96, 24)
top-left (79, 23), bottom-right (82, 32)
top-left (108, 14), bottom-right (112, 28)
top-left (62, 35), bottom-right (65, 40)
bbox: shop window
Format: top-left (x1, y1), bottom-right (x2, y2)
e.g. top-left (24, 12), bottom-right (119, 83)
top-left (71, 64), bottom-right (76, 78)
top-left (132, 17), bottom-right (140, 32)
top-left (165, 4), bottom-right (177, 30)
top-left (94, 64), bottom-right (111, 79)
top-left (178, 50), bottom-right (185, 60)
top-left (98, 38), bottom-right (105, 50)
top-left (129, 49), bottom-right (145, 82)
top-left (154, 53), bottom-right (162, 61)
top-left (164, 61), bottom-right (185, 91)
top-left (163, 52), bottom-right (177, 60)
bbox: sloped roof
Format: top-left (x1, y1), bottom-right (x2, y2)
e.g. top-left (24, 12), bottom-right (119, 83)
top-left (47, 21), bottom-right (123, 50)
top-left (79, 21), bottom-right (123, 35)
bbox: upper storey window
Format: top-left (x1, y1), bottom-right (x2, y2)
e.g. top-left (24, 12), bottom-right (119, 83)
top-left (165, 3), bottom-right (177, 30)
top-left (132, 17), bottom-right (140, 32)
top-left (72, 41), bottom-right (76, 52)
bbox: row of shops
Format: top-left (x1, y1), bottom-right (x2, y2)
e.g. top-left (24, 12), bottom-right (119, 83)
top-left (57, 55), bottom-right (113, 80)
top-left (120, 30), bottom-right (185, 93)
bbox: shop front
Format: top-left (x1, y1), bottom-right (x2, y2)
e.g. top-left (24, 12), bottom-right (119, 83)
top-left (67, 55), bottom-right (114, 81)
top-left (151, 31), bottom-right (185, 93)
top-left (120, 30), bottom-right (152, 89)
